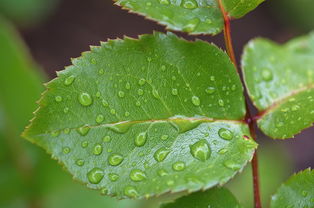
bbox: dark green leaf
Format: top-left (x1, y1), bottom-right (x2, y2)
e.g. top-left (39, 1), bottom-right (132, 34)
top-left (114, 0), bottom-right (264, 35)
top-left (242, 33), bottom-right (314, 139)
top-left (23, 32), bottom-right (257, 199)
top-left (270, 168), bottom-right (314, 208)
top-left (161, 187), bottom-right (242, 208)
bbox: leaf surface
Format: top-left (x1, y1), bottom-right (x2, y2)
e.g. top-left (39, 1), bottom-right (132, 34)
top-left (161, 187), bottom-right (242, 208)
top-left (242, 33), bottom-right (314, 139)
top-left (23, 32), bottom-right (257, 199)
top-left (270, 168), bottom-right (314, 208)
top-left (114, 0), bottom-right (264, 35)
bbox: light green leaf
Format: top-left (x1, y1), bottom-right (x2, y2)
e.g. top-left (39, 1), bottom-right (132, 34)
top-left (161, 187), bottom-right (242, 208)
top-left (114, 0), bottom-right (264, 35)
top-left (270, 168), bottom-right (314, 208)
top-left (242, 33), bottom-right (314, 139)
top-left (23, 32), bottom-right (257, 199)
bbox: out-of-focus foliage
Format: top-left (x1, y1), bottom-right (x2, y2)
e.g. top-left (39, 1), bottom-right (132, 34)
top-left (226, 142), bottom-right (292, 208)
top-left (0, 17), bottom-right (141, 208)
top-left (0, 0), bottom-right (60, 27)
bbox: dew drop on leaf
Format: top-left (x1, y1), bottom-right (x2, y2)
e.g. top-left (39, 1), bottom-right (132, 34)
top-left (172, 161), bottom-right (185, 171)
top-left (154, 147), bottom-right (170, 162)
top-left (87, 168), bottom-right (104, 184)
top-left (161, 134), bottom-right (169, 140)
top-left (63, 147), bottom-right (71, 154)
top-left (189, 139), bottom-right (211, 161)
top-left (78, 92), bottom-right (93, 106)
top-left (77, 125), bottom-right (90, 136)
top-left (134, 132), bottom-right (147, 147)
top-left (108, 173), bottom-right (119, 181)
top-left (108, 153), bottom-right (124, 166)
top-left (138, 78), bottom-right (146, 86)
top-left (158, 0), bottom-right (169, 5)
top-left (205, 86), bottom-right (215, 94)
top-left (64, 75), bottom-right (75, 86)
top-left (183, 18), bottom-right (200, 32)
top-left (261, 68), bottom-right (273, 81)
top-left (191, 96), bottom-right (200, 106)
top-left (55, 96), bottom-right (62, 102)
top-left (129, 169), bottom-right (147, 182)
top-left (218, 128), bottom-right (233, 140)
top-left (76, 159), bottom-right (85, 166)
top-left (81, 141), bottom-right (89, 148)
top-left (96, 114), bottom-right (104, 123)
top-left (171, 88), bottom-right (178, 95)
top-left (102, 135), bottom-right (111, 143)
top-left (118, 91), bottom-right (125, 98)
top-left (181, 0), bottom-right (198, 9)
top-left (124, 186), bottom-right (138, 198)
top-left (93, 144), bottom-right (103, 155)
top-left (157, 169), bottom-right (168, 177)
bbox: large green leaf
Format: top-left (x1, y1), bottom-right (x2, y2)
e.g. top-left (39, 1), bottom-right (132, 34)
top-left (242, 33), bottom-right (314, 139)
top-left (114, 0), bottom-right (264, 35)
top-left (270, 168), bottom-right (314, 208)
top-left (161, 187), bottom-right (242, 208)
top-left (23, 32), bottom-right (257, 199)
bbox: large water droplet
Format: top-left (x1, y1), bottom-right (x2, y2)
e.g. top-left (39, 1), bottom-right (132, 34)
top-left (183, 18), bottom-right (200, 32)
top-left (181, 0), bottom-right (198, 9)
top-left (108, 122), bottom-right (133, 133)
top-left (154, 147), bottom-right (170, 162)
top-left (172, 161), bottom-right (185, 171)
top-left (124, 186), bottom-right (138, 198)
top-left (191, 96), bottom-right (200, 106)
top-left (135, 132), bottom-right (147, 147)
top-left (130, 169), bottom-right (146, 182)
top-left (93, 144), bottom-right (103, 155)
top-left (87, 168), bottom-right (104, 184)
top-left (170, 118), bottom-right (202, 133)
top-left (78, 92), bottom-right (93, 106)
top-left (64, 75), bottom-right (75, 86)
top-left (77, 125), bottom-right (90, 136)
top-left (224, 160), bottom-right (241, 170)
top-left (108, 173), bottom-right (119, 181)
top-left (190, 139), bottom-right (211, 161)
top-left (218, 128), bottom-right (233, 140)
top-left (261, 68), bottom-right (273, 81)
top-left (108, 153), bottom-right (124, 166)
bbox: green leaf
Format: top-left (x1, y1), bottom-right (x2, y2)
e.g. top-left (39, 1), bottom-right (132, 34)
top-left (242, 33), bottom-right (314, 139)
top-left (114, 0), bottom-right (264, 35)
top-left (270, 168), bottom-right (314, 208)
top-left (161, 187), bottom-right (242, 208)
top-left (23, 32), bottom-right (257, 199)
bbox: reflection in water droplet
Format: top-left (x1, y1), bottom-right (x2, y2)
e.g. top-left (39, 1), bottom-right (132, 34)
top-left (172, 161), bottom-right (185, 171)
top-left (135, 132), bottom-right (147, 147)
top-left (190, 139), bottom-right (211, 161)
top-left (154, 147), bottom-right (170, 162)
top-left (218, 128), bottom-right (233, 140)
top-left (108, 153), bottom-right (124, 166)
top-left (78, 92), bottom-right (93, 106)
top-left (87, 168), bottom-right (104, 184)
top-left (130, 169), bottom-right (146, 182)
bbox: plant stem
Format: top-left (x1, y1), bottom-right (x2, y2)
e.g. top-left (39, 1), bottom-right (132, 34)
top-left (218, 1), bottom-right (262, 207)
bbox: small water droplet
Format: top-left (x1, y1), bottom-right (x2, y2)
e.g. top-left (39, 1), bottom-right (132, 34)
top-left (100, 187), bottom-right (108, 195)
top-left (78, 92), bottom-right (93, 106)
top-left (51, 130), bottom-right (60, 137)
top-left (130, 169), bottom-right (146, 182)
top-left (218, 128), bottom-right (233, 140)
top-left (138, 78), bottom-right (146, 86)
top-left (218, 99), bottom-right (224, 107)
top-left (191, 96), bottom-right (200, 106)
top-left (261, 68), bottom-right (273, 81)
top-left (170, 118), bottom-right (201, 133)
top-left (108, 173), bottom-right (119, 181)
top-left (218, 148), bottom-right (228, 154)
top-left (76, 159), bottom-right (85, 166)
top-left (190, 139), bottom-right (211, 161)
top-left (171, 88), bottom-right (178, 95)
top-left (64, 75), bottom-right (75, 86)
top-left (125, 82), bottom-right (131, 90)
top-left (96, 114), bottom-right (104, 123)
top-left (103, 135), bottom-right (111, 143)
top-left (63, 147), bottom-right (71, 154)
top-left (98, 68), bottom-right (104, 75)
top-left (161, 134), bottom-right (169, 140)
top-left (302, 190), bottom-right (308, 197)
top-left (157, 169), bottom-right (168, 176)
top-left (152, 88), bottom-right (160, 99)
top-left (87, 168), bottom-right (104, 184)
top-left (154, 147), bottom-right (170, 162)
top-left (158, 0), bottom-right (169, 5)
top-left (125, 111), bottom-right (130, 117)
top-left (172, 161), bottom-right (185, 171)
top-left (77, 125), bottom-right (90, 136)
top-left (167, 180), bottom-right (174, 186)
top-left (135, 101), bottom-right (141, 106)
top-left (110, 108), bottom-right (116, 114)
top-left (81, 141), bottom-right (89, 148)
top-left (118, 91), bottom-right (125, 98)
top-left (108, 153), bottom-right (124, 166)
top-left (102, 99), bottom-right (109, 107)
top-left (91, 58), bottom-right (97, 64)
top-left (55, 96), bottom-right (62, 102)
top-left (63, 107), bottom-right (69, 113)
top-left (210, 76), bottom-right (215, 81)
top-left (108, 122), bottom-right (133, 133)
top-left (224, 160), bottom-right (241, 170)
top-left (63, 128), bottom-right (70, 134)
top-left (181, 0), bottom-right (198, 9)
top-left (205, 86), bottom-right (215, 94)
top-left (291, 105), bottom-right (300, 111)
top-left (124, 186), bottom-right (138, 198)
top-left (93, 144), bottom-right (103, 155)
top-left (135, 132), bottom-right (147, 147)
top-left (137, 89), bottom-right (144, 96)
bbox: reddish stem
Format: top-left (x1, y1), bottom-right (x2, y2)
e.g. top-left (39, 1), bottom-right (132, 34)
top-left (218, 1), bottom-right (262, 208)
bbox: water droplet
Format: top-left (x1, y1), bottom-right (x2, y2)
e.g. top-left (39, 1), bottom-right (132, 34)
top-left (125, 82), bottom-right (131, 90)
top-left (81, 141), bottom-right (89, 148)
top-left (103, 135), bottom-right (111, 143)
top-left (108, 173), bottom-right (119, 181)
top-left (91, 58), bottom-right (97, 64)
top-left (181, 0), bottom-right (197, 9)
top-left (218, 128), bottom-right (233, 140)
top-left (172, 161), bottom-right (185, 171)
top-left (78, 92), bottom-right (93, 106)
top-left (157, 169), bottom-right (168, 176)
top-left (77, 125), bottom-right (90, 136)
top-left (210, 76), bottom-right (215, 81)
top-left (100, 188), bottom-right (108, 195)
top-left (98, 68), bottom-right (104, 75)
top-left (261, 68), bottom-right (273, 81)
top-left (137, 89), bottom-right (144, 95)
top-left (55, 96), bottom-right (62, 102)
top-left (63, 128), bottom-right (70, 134)
top-left (110, 109), bottom-right (116, 114)
top-left (118, 91), bottom-right (125, 98)
top-left (170, 118), bottom-right (202, 133)
top-left (64, 75), bottom-right (75, 86)
top-left (76, 159), bottom-right (85, 166)
top-left (161, 134), bottom-right (169, 140)
top-left (135, 132), bottom-right (147, 147)
top-left (205, 86), bottom-right (215, 94)
top-left (138, 78), bottom-right (146, 86)
top-left (218, 99), bottom-right (224, 107)
top-left (291, 104), bottom-right (300, 111)
top-left (218, 148), bottom-right (228, 154)
top-left (125, 111), bottom-right (130, 117)
top-left (171, 88), bottom-right (178, 95)
top-left (161, 65), bottom-right (166, 71)
top-left (154, 147), bottom-right (170, 162)
top-left (87, 168), bottom-right (104, 184)
top-left (102, 99), bottom-right (109, 107)
top-left (124, 186), bottom-right (138, 198)
top-left (183, 18), bottom-right (200, 32)
top-left (224, 160), bottom-right (241, 170)
top-left (190, 139), bottom-right (211, 161)
top-left (63, 147), bottom-right (71, 154)
top-left (93, 144), bottom-right (103, 155)
top-left (302, 190), bottom-right (308, 197)
top-left (231, 84), bottom-right (236, 91)
top-left (63, 107), bottom-right (69, 113)
top-left (152, 88), bottom-right (160, 99)
top-left (191, 96), bottom-right (200, 106)
top-left (130, 169), bottom-right (146, 182)
top-left (108, 122), bottom-right (133, 133)
top-left (51, 130), bottom-right (60, 137)
top-left (96, 114), bottom-right (104, 123)
top-left (135, 101), bottom-right (141, 106)
top-left (167, 180), bottom-right (174, 186)
top-left (159, 0), bottom-right (169, 5)
top-left (108, 153), bottom-right (124, 166)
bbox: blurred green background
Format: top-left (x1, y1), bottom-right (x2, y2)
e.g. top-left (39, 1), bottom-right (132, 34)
top-left (0, 0), bottom-right (313, 207)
